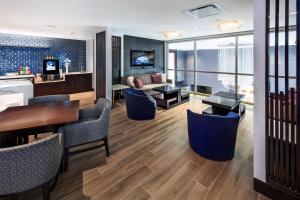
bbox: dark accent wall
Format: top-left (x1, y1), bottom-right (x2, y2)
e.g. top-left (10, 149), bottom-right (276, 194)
top-left (0, 33), bottom-right (86, 75)
top-left (96, 31), bottom-right (106, 99)
top-left (124, 35), bottom-right (164, 76)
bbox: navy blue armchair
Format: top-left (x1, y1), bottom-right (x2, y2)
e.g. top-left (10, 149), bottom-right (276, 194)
top-left (187, 110), bottom-right (240, 161)
top-left (124, 88), bottom-right (156, 120)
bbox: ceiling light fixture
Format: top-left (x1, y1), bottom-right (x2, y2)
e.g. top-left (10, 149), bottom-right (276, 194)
top-left (45, 25), bottom-right (56, 28)
top-left (217, 19), bottom-right (241, 32)
top-left (161, 31), bottom-right (182, 39)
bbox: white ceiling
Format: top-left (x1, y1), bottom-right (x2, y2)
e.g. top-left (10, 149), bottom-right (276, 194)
top-left (0, 0), bottom-right (257, 40)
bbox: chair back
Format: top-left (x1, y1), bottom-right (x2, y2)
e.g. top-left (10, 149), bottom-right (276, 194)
top-left (0, 134), bottom-right (63, 195)
top-left (187, 110), bottom-right (240, 161)
top-left (28, 95), bottom-right (70, 105)
top-left (123, 88), bottom-right (156, 120)
top-left (95, 98), bottom-right (112, 136)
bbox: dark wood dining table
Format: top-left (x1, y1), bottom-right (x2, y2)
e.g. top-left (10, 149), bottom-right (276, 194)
top-left (0, 100), bottom-right (79, 146)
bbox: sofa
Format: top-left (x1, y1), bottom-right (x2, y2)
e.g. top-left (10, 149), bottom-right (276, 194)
top-left (122, 73), bottom-right (170, 90)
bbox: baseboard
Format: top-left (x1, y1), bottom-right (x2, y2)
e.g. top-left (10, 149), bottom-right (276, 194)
top-left (254, 178), bottom-right (300, 200)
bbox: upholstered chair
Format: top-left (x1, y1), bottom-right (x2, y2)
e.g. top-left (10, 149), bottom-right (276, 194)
top-left (0, 134), bottom-right (63, 200)
top-left (61, 98), bottom-right (112, 171)
top-left (124, 88), bottom-right (156, 120)
top-left (28, 95), bottom-right (70, 138)
top-left (187, 110), bottom-right (240, 161)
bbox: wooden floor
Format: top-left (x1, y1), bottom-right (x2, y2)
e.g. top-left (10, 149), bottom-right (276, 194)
top-left (21, 92), bottom-right (260, 200)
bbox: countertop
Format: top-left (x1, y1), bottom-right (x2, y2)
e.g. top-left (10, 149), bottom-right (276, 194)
top-left (0, 75), bottom-right (35, 80)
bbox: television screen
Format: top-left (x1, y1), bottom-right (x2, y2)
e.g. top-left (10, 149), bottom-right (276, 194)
top-left (43, 59), bottom-right (59, 74)
top-left (131, 50), bottom-right (155, 67)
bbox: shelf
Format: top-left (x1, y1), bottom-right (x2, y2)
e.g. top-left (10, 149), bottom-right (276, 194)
top-left (0, 44), bottom-right (50, 49)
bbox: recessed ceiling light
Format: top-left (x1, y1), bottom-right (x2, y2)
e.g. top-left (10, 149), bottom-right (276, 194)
top-left (45, 25), bottom-right (56, 28)
top-left (161, 31), bottom-right (182, 39)
top-left (217, 19), bottom-right (241, 32)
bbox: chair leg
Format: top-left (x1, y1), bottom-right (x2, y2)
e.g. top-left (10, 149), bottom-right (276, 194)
top-left (63, 148), bottom-right (69, 171)
top-left (42, 182), bottom-right (50, 200)
top-left (104, 137), bottom-right (110, 157)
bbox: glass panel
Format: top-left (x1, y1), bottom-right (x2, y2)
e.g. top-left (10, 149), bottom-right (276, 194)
top-left (238, 75), bottom-right (254, 103)
top-left (238, 35), bottom-right (253, 74)
top-left (196, 72), bottom-right (236, 94)
top-left (269, 31), bottom-right (296, 77)
top-left (269, 77), bottom-right (296, 93)
top-left (167, 69), bottom-right (175, 85)
top-left (168, 41), bottom-right (194, 71)
top-left (168, 51), bottom-right (176, 70)
top-left (196, 37), bottom-right (236, 73)
top-left (174, 71), bottom-right (194, 92)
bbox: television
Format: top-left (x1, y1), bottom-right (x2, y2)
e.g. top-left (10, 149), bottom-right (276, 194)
top-left (43, 59), bottom-right (59, 74)
top-left (131, 50), bottom-right (155, 67)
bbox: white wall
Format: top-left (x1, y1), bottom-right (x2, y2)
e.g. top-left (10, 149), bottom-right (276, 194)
top-left (253, 0), bottom-right (266, 182)
top-left (106, 28), bottom-right (113, 100)
top-left (86, 39), bottom-right (94, 73)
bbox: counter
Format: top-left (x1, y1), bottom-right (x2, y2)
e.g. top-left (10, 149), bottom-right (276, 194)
top-left (0, 75), bottom-right (35, 80)
top-left (33, 72), bottom-right (93, 96)
top-left (0, 79), bottom-right (33, 105)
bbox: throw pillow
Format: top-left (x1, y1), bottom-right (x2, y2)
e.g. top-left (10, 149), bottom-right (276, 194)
top-left (135, 75), bottom-right (152, 85)
top-left (151, 74), bottom-right (162, 84)
top-left (161, 73), bottom-right (167, 83)
top-left (127, 76), bottom-right (134, 87)
top-left (133, 78), bottom-right (143, 89)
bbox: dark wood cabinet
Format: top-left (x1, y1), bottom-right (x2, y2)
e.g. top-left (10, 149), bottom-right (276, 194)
top-left (34, 73), bottom-right (93, 97)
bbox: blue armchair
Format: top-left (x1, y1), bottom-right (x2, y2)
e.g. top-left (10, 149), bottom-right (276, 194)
top-left (187, 110), bottom-right (240, 161)
top-left (124, 88), bottom-right (156, 120)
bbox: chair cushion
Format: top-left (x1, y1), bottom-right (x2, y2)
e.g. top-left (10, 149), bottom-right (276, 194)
top-left (133, 78), bottom-right (143, 89)
top-left (151, 74), bottom-right (162, 84)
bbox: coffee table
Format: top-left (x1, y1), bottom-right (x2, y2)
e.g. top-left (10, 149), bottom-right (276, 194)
top-left (152, 86), bottom-right (190, 109)
top-left (202, 91), bottom-right (246, 119)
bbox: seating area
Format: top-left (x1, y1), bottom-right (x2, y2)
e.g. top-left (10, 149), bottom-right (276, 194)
top-left (1, 0), bottom-right (299, 200)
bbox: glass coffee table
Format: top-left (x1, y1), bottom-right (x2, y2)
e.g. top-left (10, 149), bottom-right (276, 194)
top-left (152, 86), bottom-right (190, 109)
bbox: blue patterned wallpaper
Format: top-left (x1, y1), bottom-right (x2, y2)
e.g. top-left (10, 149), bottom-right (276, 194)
top-left (0, 33), bottom-right (86, 75)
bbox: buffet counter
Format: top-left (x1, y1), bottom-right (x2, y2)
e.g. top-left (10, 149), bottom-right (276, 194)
top-left (33, 72), bottom-right (93, 96)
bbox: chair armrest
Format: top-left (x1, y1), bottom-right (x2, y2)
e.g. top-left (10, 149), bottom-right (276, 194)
top-left (148, 96), bottom-right (157, 108)
top-left (63, 118), bottom-right (109, 148)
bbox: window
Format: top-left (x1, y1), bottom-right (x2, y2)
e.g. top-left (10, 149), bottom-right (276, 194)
top-left (196, 37), bottom-right (236, 73)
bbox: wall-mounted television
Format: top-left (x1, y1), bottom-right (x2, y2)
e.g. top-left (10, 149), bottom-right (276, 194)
top-left (131, 50), bottom-right (155, 67)
top-left (43, 59), bottom-right (59, 74)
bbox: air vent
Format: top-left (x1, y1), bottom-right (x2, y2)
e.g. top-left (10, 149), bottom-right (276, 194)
top-left (184, 4), bottom-right (225, 18)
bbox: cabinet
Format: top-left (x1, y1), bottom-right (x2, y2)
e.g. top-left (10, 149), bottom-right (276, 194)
top-left (34, 73), bottom-right (93, 97)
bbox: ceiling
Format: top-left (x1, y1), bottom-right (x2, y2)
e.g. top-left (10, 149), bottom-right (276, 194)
top-left (0, 0), bottom-right (255, 40)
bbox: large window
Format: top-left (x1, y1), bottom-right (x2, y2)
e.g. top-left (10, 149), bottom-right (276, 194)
top-left (167, 31), bottom-right (296, 104)
top-left (167, 34), bottom-right (254, 103)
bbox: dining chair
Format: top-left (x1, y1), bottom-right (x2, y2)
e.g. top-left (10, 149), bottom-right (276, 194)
top-left (61, 98), bottom-right (112, 171)
top-left (28, 95), bottom-right (70, 138)
top-left (0, 133), bottom-right (63, 200)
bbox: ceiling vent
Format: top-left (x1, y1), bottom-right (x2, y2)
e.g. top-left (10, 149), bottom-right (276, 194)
top-left (184, 3), bottom-right (225, 19)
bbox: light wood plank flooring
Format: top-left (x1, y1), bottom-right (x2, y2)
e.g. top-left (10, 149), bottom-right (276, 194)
top-left (21, 92), bottom-right (257, 200)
